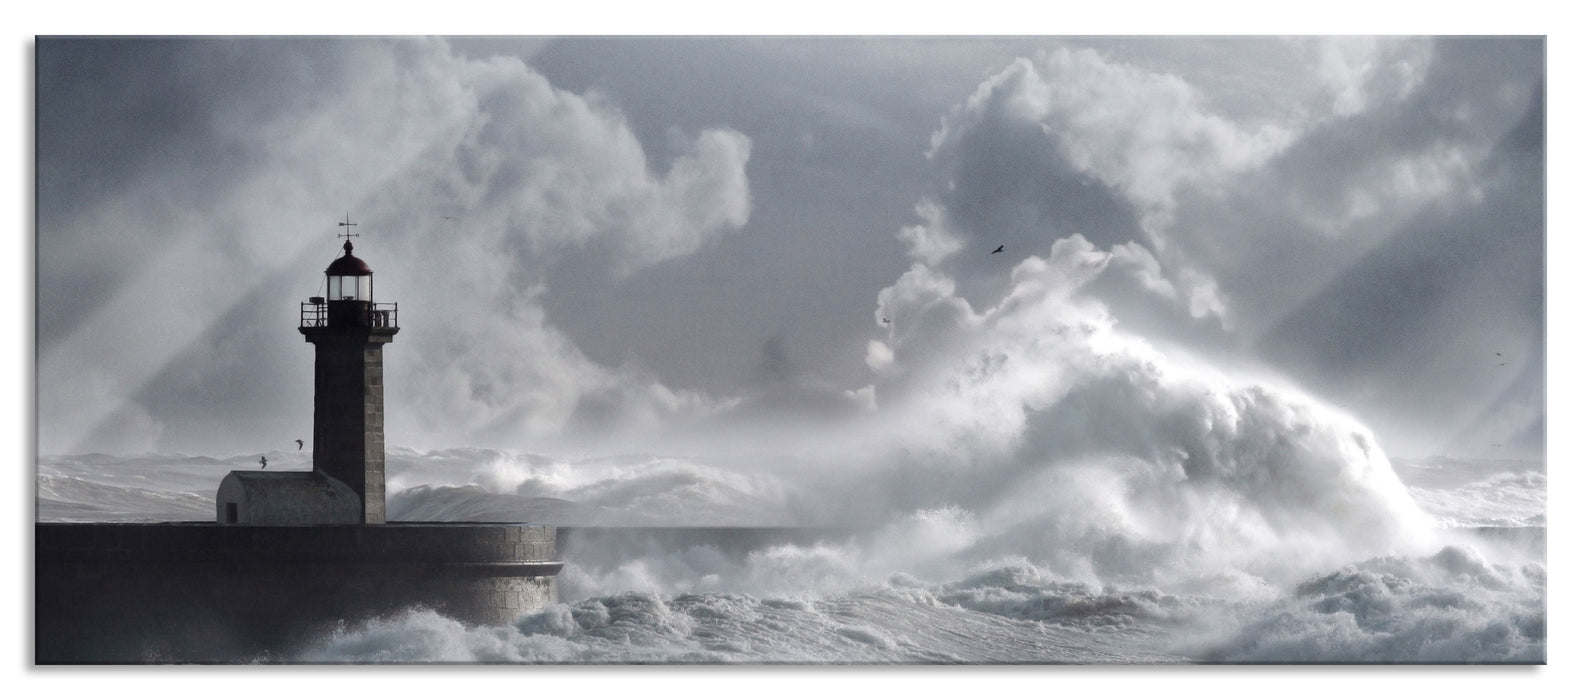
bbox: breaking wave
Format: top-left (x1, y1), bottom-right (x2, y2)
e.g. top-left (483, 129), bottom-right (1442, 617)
top-left (291, 542), bottom-right (1543, 663)
top-left (37, 445), bottom-right (1544, 663)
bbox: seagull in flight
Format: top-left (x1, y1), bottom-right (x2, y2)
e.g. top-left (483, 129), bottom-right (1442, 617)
top-left (295, 439), bottom-right (304, 450)
top-left (259, 456), bottom-right (268, 470)
top-left (991, 245), bottom-right (1004, 254)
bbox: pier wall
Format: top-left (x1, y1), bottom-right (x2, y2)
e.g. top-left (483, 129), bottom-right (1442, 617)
top-left (35, 522), bottom-right (559, 663)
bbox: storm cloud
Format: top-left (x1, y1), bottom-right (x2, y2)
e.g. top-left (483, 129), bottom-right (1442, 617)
top-left (36, 37), bottom-right (1544, 466)
top-left (37, 38), bottom-right (753, 454)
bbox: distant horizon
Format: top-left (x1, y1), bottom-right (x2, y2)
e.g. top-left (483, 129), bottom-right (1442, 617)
top-left (34, 441), bottom-right (1545, 467)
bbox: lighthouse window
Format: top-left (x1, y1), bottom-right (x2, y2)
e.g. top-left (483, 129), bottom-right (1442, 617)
top-left (328, 276), bottom-right (370, 301)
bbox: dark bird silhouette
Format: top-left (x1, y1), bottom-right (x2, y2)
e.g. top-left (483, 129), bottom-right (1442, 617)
top-left (442, 216), bottom-right (456, 221)
top-left (1499, 362), bottom-right (1508, 367)
top-left (882, 318), bottom-right (890, 324)
top-left (259, 456), bottom-right (268, 470)
top-left (991, 245), bottom-right (1004, 254)
top-left (296, 439), bottom-right (304, 450)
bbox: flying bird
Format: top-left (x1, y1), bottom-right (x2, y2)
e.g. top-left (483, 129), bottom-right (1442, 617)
top-left (882, 317), bottom-right (890, 324)
top-left (295, 439), bottom-right (304, 450)
top-left (259, 456), bottom-right (268, 470)
top-left (991, 245), bottom-right (1004, 254)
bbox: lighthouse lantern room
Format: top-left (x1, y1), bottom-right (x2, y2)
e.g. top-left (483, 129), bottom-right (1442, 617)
top-left (326, 241), bottom-right (373, 301)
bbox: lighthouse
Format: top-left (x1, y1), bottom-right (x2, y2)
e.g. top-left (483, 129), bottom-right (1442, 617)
top-left (213, 223), bottom-right (398, 527)
top-left (298, 229), bottom-right (399, 524)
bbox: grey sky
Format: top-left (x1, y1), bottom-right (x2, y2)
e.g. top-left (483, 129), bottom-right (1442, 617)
top-left (35, 37), bottom-right (1544, 461)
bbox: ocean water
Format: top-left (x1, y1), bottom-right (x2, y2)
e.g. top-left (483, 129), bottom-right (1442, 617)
top-left (36, 446), bottom-right (1545, 664)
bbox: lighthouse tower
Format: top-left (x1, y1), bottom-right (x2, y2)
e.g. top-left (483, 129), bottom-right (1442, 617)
top-left (298, 228), bottom-right (399, 523)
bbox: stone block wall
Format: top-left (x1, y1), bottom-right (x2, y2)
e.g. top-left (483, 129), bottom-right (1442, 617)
top-left (303, 328), bottom-right (393, 524)
top-left (35, 523), bottom-right (559, 663)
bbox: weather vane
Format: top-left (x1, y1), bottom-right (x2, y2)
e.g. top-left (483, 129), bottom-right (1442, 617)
top-left (337, 212), bottom-right (359, 241)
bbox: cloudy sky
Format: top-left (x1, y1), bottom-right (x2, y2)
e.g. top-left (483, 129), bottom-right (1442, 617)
top-left (34, 36), bottom-right (1545, 462)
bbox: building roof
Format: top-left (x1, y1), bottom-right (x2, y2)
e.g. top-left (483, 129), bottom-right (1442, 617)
top-left (225, 469), bottom-right (345, 485)
top-left (324, 241), bottom-right (372, 276)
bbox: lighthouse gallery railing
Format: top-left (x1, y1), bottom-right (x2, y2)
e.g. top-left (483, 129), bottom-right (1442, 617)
top-left (300, 301), bottom-right (398, 330)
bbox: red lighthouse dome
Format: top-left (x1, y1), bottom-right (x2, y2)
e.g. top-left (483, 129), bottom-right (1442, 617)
top-left (325, 240), bottom-right (373, 301)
